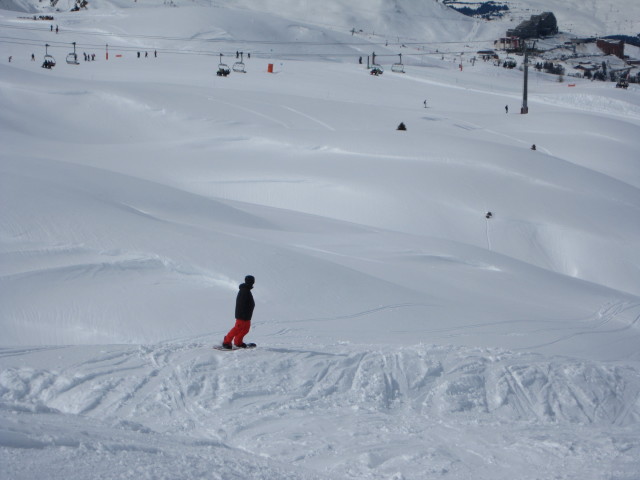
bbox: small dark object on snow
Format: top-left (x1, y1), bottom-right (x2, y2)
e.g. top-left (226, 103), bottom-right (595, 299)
top-left (486, 211), bottom-right (493, 219)
top-left (397, 122), bottom-right (407, 131)
top-left (531, 144), bottom-right (536, 150)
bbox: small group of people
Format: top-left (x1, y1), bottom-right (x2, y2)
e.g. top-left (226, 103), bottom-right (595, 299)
top-left (137, 51), bottom-right (158, 58)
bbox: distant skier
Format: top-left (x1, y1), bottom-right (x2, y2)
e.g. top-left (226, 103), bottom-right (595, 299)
top-left (505, 105), bottom-right (508, 113)
top-left (423, 99), bottom-right (427, 108)
top-left (222, 275), bottom-right (256, 349)
top-left (531, 144), bottom-right (536, 151)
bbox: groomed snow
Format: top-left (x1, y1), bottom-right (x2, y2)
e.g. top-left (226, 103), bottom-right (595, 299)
top-left (1, 0), bottom-right (640, 478)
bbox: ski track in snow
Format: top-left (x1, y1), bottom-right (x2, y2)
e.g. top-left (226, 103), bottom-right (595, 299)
top-left (280, 105), bottom-right (336, 131)
top-left (2, 340), bottom-right (640, 479)
top-left (208, 97), bottom-right (292, 129)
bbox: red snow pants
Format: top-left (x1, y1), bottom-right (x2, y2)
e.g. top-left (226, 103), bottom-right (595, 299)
top-left (223, 319), bottom-right (251, 346)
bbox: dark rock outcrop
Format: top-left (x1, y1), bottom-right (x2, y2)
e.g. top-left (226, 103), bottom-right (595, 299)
top-left (507, 12), bottom-right (558, 39)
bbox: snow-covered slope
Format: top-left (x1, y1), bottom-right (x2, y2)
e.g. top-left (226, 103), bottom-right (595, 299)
top-left (502, 0), bottom-right (640, 37)
top-left (3, 341), bottom-right (640, 480)
top-left (1, 1), bottom-right (640, 479)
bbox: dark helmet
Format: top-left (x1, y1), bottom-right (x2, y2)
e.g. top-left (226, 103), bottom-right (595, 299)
top-left (244, 275), bottom-right (255, 286)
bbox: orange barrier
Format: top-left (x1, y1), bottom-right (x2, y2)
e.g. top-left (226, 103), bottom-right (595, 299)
top-left (267, 63), bottom-right (273, 73)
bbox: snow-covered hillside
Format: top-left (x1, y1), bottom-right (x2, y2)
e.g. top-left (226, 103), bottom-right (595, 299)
top-left (1, 1), bottom-right (640, 479)
top-left (501, 0), bottom-right (640, 37)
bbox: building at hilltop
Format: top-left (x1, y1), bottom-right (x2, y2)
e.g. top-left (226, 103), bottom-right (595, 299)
top-left (507, 12), bottom-right (558, 39)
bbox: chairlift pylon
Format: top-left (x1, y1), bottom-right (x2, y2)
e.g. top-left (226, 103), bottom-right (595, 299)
top-left (369, 51), bottom-right (383, 75)
top-left (66, 41), bottom-right (79, 65)
top-left (391, 53), bottom-right (405, 73)
top-left (232, 52), bottom-right (246, 73)
top-left (217, 53), bottom-right (230, 77)
top-left (42, 43), bottom-right (56, 69)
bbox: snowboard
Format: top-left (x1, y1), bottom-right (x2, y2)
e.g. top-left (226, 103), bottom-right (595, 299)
top-left (213, 343), bottom-right (256, 351)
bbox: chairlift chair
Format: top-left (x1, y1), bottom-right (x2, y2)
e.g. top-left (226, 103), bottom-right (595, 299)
top-left (43, 55), bottom-right (56, 68)
top-left (41, 44), bottom-right (56, 69)
top-left (217, 53), bottom-right (231, 76)
top-left (391, 54), bottom-right (405, 73)
top-left (370, 64), bottom-right (383, 76)
top-left (66, 42), bottom-right (79, 65)
top-left (503, 56), bottom-right (517, 69)
top-left (232, 52), bottom-right (246, 73)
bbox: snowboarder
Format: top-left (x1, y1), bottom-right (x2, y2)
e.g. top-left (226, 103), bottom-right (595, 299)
top-left (222, 275), bottom-right (256, 349)
top-left (531, 144), bottom-right (536, 151)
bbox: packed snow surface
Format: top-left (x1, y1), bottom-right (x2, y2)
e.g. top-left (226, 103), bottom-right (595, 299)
top-left (1, 0), bottom-right (640, 479)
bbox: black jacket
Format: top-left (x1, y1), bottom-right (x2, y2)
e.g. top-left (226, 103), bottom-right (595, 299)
top-left (235, 283), bottom-right (255, 321)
